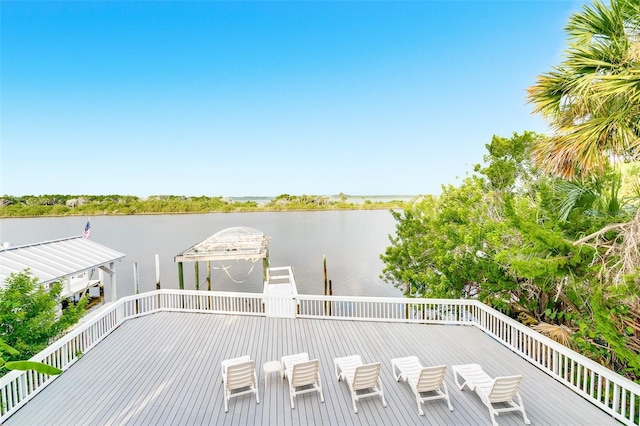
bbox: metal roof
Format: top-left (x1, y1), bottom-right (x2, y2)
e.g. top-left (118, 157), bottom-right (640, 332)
top-left (0, 236), bottom-right (125, 287)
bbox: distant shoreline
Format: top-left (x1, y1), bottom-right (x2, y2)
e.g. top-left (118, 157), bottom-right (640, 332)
top-left (230, 194), bottom-right (418, 205)
top-left (0, 194), bottom-right (418, 218)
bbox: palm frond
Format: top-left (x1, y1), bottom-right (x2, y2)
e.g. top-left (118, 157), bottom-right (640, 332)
top-left (532, 322), bottom-right (575, 346)
top-left (528, 0), bottom-right (640, 179)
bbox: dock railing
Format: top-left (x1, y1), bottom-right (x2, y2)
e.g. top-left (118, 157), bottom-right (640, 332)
top-left (1, 290), bottom-right (639, 425)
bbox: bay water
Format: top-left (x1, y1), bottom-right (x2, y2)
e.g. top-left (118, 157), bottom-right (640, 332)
top-left (0, 210), bottom-right (403, 299)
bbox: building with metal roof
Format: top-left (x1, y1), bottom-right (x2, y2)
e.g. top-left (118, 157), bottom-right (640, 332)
top-left (0, 236), bottom-right (125, 302)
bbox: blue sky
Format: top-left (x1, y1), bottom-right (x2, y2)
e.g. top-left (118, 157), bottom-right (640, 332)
top-left (1, 1), bottom-right (588, 197)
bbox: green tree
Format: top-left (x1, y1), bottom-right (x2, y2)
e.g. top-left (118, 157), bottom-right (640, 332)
top-left (382, 133), bottom-right (543, 311)
top-left (527, 0), bottom-right (640, 179)
top-left (0, 271), bottom-right (87, 360)
top-left (382, 131), bottom-right (640, 379)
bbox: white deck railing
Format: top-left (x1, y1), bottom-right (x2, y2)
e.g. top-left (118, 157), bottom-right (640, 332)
top-left (1, 290), bottom-right (638, 425)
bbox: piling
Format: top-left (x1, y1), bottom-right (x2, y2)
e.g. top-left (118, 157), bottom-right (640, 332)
top-left (329, 279), bottom-right (332, 316)
top-left (133, 262), bottom-right (140, 314)
top-left (323, 255), bottom-right (328, 314)
top-left (155, 254), bottom-right (161, 290)
top-left (178, 262), bottom-right (184, 290)
top-left (195, 262), bottom-right (200, 291)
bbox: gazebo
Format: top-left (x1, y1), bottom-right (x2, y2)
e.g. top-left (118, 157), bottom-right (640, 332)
top-left (174, 227), bottom-right (270, 290)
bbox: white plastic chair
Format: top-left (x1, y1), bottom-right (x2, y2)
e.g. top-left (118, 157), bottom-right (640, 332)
top-left (221, 357), bottom-right (259, 413)
top-left (334, 355), bottom-right (387, 413)
top-left (452, 363), bottom-right (530, 426)
top-left (391, 356), bottom-right (453, 415)
top-left (286, 359), bottom-right (325, 408)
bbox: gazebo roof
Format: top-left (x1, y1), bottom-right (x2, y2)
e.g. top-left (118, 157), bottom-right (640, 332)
top-left (174, 226), bottom-right (269, 262)
top-left (0, 236), bottom-right (125, 287)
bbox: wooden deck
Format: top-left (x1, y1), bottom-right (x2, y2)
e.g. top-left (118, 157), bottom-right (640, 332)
top-left (5, 312), bottom-right (617, 425)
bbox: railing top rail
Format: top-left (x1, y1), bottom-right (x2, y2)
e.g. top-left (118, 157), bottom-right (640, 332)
top-left (159, 288), bottom-right (265, 298)
top-left (296, 294), bottom-right (477, 305)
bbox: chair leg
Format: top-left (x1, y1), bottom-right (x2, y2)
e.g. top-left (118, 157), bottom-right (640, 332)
top-left (254, 374), bottom-right (260, 404)
top-left (351, 391), bottom-right (358, 413)
top-left (442, 383), bottom-right (454, 411)
top-left (487, 404), bottom-right (499, 426)
top-left (416, 396), bottom-right (424, 416)
top-left (379, 380), bottom-right (387, 407)
top-left (516, 393), bottom-right (531, 424)
top-left (318, 374), bottom-right (325, 402)
top-left (453, 370), bottom-right (467, 390)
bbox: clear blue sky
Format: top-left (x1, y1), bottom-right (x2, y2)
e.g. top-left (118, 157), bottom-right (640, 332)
top-left (1, 1), bottom-right (588, 198)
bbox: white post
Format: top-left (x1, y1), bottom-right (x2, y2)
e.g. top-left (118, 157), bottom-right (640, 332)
top-left (110, 261), bottom-right (117, 302)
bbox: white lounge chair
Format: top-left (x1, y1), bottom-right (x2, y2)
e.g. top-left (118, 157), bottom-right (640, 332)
top-left (390, 356), bottom-right (453, 415)
top-left (286, 359), bottom-right (325, 408)
top-left (452, 363), bottom-right (530, 426)
top-left (221, 356), bottom-right (259, 413)
top-left (281, 352), bottom-right (309, 382)
top-left (334, 355), bottom-right (387, 413)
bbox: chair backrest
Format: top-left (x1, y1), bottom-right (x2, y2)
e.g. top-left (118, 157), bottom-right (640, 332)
top-left (486, 375), bottom-right (523, 403)
top-left (291, 359), bottom-right (320, 388)
top-left (222, 355), bottom-right (251, 374)
top-left (415, 365), bottom-right (447, 393)
top-left (226, 361), bottom-right (256, 391)
top-left (351, 362), bottom-right (382, 391)
top-left (282, 352), bottom-right (309, 372)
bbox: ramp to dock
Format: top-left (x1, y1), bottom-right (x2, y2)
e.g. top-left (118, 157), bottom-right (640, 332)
top-left (263, 266), bottom-right (298, 318)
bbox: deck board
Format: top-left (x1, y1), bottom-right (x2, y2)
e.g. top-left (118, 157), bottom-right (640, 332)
top-left (5, 312), bottom-right (618, 426)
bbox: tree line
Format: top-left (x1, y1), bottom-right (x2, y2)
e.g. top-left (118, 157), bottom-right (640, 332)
top-left (0, 194), bottom-right (408, 217)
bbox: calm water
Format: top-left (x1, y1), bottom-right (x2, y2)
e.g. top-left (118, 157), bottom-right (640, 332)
top-left (0, 211), bottom-right (403, 299)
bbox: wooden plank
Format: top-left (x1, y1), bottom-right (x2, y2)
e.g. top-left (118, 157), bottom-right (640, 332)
top-left (4, 312), bottom-right (618, 426)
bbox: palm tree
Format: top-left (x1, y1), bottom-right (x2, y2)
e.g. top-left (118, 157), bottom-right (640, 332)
top-left (527, 0), bottom-right (640, 179)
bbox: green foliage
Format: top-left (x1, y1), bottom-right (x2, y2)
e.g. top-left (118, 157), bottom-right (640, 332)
top-left (381, 176), bottom-right (517, 304)
top-left (382, 130), bottom-right (640, 380)
top-left (3, 360), bottom-right (62, 375)
top-left (0, 337), bottom-right (61, 376)
top-left (0, 271), bottom-right (87, 361)
top-left (572, 286), bottom-right (640, 379)
top-left (0, 194), bottom-right (409, 217)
